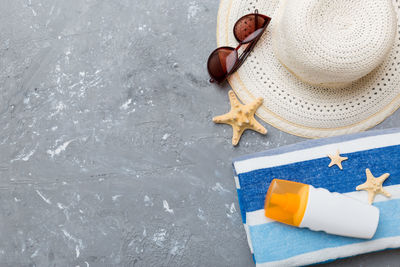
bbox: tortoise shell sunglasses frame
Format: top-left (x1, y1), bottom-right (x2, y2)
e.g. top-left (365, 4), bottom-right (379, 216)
top-left (207, 10), bottom-right (272, 84)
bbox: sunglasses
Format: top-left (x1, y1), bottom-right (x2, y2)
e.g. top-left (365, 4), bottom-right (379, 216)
top-left (207, 10), bottom-right (271, 84)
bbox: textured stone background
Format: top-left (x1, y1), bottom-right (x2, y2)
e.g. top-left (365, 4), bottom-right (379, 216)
top-left (0, 0), bottom-right (400, 266)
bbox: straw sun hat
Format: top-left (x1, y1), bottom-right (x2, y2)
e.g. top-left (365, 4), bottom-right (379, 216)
top-left (217, 0), bottom-right (400, 138)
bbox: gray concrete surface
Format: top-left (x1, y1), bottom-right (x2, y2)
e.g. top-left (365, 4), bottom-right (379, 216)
top-left (0, 0), bottom-right (400, 266)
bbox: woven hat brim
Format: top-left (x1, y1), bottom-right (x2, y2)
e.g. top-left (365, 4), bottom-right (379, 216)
top-left (217, 0), bottom-right (400, 138)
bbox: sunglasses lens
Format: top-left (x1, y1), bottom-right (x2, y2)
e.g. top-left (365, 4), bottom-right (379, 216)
top-left (207, 47), bottom-right (238, 83)
top-left (234, 14), bottom-right (269, 43)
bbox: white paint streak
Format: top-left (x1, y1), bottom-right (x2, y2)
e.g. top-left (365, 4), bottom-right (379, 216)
top-left (75, 245), bottom-right (80, 258)
top-left (152, 229), bottom-right (167, 246)
top-left (226, 203), bottom-right (237, 219)
top-left (11, 144), bottom-right (39, 162)
top-left (112, 195), bottom-right (122, 201)
top-left (57, 202), bottom-right (70, 220)
top-left (26, 0), bottom-right (37, 17)
top-left (138, 24), bottom-right (150, 31)
top-left (50, 101), bottom-right (67, 117)
top-left (30, 248), bottom-right (39, 258)
top-left (144, 195), bottom-right (153, 206)
top-left (36, 190), bottom-right (52, 205)
top-left (162, 133), bottom-right (170, 140)
top-left (211, 182), bottom-right (231, 194)
top-left (120, 99), bottom-right (132, 110)
top-left (187, 1), bottom-right (201, 20)
top-left (230, 203), bottom-right (236, 213)
top-left (21, 149), bottom-right (36, 161)
top-left (197, 208), bottom-right (206, 221)
top-left (47, 139), bottom-right (74, 157)
top-left (49, 5), bottom-right (55, 16)
top-left (61, 229), bottom-right (84, 257)
top-left (170, 240), bottom-right (185, 256)
top-left (163, 200), bottom-right (174, 214)
top-left (170, 245), bottom-right (179, 255)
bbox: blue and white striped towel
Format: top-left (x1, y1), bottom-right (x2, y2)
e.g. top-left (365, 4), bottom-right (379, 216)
top-left (232, 128), bottom-right (400, 266)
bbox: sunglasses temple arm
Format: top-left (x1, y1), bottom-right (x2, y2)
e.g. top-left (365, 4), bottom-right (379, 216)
top-left (229, 43), bottom-right (255, 75)
top-left (229, 34), bottom-right (260, 75)
top-left (254, 9), bottom-right (260, 32)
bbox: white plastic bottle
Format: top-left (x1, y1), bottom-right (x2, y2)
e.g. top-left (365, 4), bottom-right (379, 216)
top-left (264, 179), bottom-right (380, 239)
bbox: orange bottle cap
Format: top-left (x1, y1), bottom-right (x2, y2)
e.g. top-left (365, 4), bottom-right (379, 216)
top-left (265, 179), bottom-right (309, 226)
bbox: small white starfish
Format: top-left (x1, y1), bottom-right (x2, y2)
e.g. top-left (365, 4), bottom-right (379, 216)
top-left (328, 149), bottom-right (348, 170)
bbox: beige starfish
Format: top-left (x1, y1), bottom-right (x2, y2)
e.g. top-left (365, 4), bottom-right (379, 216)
top-left (356, 168), bottom-right (391, 205)
top-left (213, 90), bottom-right (267, 146)
top-left (328, 149), bottom-right (348, 170)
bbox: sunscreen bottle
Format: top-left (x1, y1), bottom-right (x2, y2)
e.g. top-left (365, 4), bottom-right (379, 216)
top-left (264, 179), bottom-right (379, 239)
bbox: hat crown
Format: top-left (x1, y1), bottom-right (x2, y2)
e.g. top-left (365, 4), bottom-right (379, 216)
top-left (273, 0), bottom-right (397, 87)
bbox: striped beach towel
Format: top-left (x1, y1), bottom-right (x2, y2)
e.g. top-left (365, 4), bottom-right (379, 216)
top-left (232, 128), bottom-right (400, 266)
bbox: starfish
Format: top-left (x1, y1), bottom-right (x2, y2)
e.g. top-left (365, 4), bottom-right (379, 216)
top-left (356, 168), bottom-right (391, 205)
top-left (327, 149), bottom-right (348, 170)
top-left (213, 90), bottom-right (267, 146)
